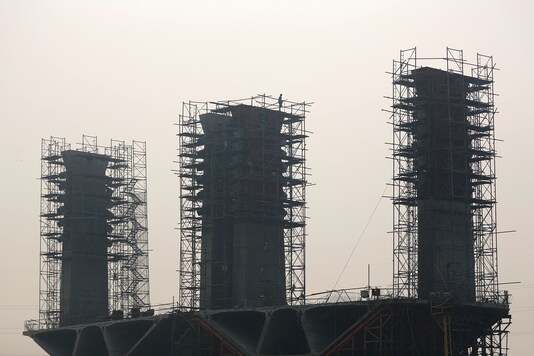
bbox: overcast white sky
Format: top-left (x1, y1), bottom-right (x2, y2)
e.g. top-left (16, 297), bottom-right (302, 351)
top-left (1, 1), bottom-right (533, 355)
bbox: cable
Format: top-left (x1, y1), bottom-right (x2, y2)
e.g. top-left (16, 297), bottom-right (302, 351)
top-left (331, 182), bottom-right (390, 291)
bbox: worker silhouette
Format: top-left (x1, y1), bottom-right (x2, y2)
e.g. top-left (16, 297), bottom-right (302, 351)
top-left (278, 94), bottom-right (283, 110)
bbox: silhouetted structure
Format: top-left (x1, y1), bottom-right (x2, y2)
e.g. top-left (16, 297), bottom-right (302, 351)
top-left (26, 62), bottom-right (511, 355)
top-left (199, 105), bottom-right (287, 308)
top-left (179, 96), bottom-right (308, 310)
top-left (412, 67), bottom-right (476, 302)
top-left (391, 47), bottom-right (509, 354)
top-left (59, 150), bottom-right (111, 326)
top-left (38, 136), bottom-right (149, 328)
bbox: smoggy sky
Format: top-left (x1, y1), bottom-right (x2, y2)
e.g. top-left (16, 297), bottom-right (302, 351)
top-left (1, 1), bottom-right (533, 355)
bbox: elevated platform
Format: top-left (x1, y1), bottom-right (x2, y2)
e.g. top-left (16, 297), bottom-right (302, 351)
top-left (25, 299), bottom-right (509, 356)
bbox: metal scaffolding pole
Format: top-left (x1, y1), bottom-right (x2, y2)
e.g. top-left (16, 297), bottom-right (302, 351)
top-left (39, 137), bottom-right (70, 328)
top-left (391, 47), bottom-right (418, 299)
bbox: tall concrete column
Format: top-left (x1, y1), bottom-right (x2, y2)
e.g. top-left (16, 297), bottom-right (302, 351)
top-left (59, 150), bottom-right (111, 325)
top-left (413, 68), bottom-right (475, 302)
top-left (200, 105), bottom-right (286, 309)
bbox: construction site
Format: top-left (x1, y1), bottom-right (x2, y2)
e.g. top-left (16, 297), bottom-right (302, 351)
top-left (24, 48), bottom-right (511, 355)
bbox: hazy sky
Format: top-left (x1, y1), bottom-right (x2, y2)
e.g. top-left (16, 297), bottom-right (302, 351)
top-left (1, 1), bottom-right (533, 355)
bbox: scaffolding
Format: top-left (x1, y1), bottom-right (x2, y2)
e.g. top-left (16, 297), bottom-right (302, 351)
top-left (469, 53), bottom-right (499, 303)
top-left (391, 47), bottom-right (500, 301)
top-left (323, 300), bottom-right (510, 355)
top-left (104, 137), bottom-right (150, 315)
top-left (178, 95), bottom-right (309, 310)
top-left (390, 47), bottom-right (508, 353)
top-left (38, 136), bottom-right (149, 328)
top-left (391, 48), bottom-right (418, 299)
top-left (39, 137), bottom-right (70, 328)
